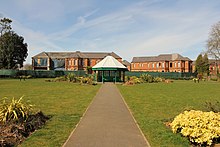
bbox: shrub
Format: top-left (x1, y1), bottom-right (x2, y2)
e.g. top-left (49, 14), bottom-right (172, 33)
top-left (129, 76), bottom-right (143, 84)
top-left (0, 111), bottom-right (49, 146)
top-left (140, 74), bottom-right (154, 83)
top-left (0, 97), bottom-right (33, 123)
top-left (171, 110), bottom-right (220, 146)
top-left (211, 78), bottom-right (218, 81)
top-left (54, 76), bottom-right (66, 82)
top-left (125, 76), bottom-right (130, 82)
top-left (80, 76), bottom-right (93, 85)
top-left (154, 77), bottom-right (163, 82)
top-left (66, 73), bottom-right (76, 82)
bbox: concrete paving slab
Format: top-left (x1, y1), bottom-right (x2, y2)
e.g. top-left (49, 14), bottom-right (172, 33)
top-left (63, 83), bottom-right (150, 147)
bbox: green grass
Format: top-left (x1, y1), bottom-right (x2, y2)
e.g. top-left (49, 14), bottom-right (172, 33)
top-left (118, 80), bottom-right (220, 147)
top-left (0, 79), bottom-right (100, 147)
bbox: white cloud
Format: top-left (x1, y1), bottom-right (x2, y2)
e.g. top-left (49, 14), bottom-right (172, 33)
top-left (1, 0), bottom-right (220, 63)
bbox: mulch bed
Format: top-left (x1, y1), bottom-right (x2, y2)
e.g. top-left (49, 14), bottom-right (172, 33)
top-left (0, 111), bottom-right (50, 147)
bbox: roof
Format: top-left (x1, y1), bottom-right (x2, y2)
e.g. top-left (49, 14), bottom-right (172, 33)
top-left (192, 59), bottom-right (220, 65)
top-left (132, 53), bottom-right (192, 63)
top-left (33, 51), bottom-right (121, 59)
top-left (122, 60), bottom-right (131, 66)
top-left (92, 56), bottom-right (127, 70)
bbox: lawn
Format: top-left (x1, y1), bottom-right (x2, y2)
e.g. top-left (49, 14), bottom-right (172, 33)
top-left (118, 80), bottom-right (220, 147)
top-left (0, 79), bottom-right (100, 147)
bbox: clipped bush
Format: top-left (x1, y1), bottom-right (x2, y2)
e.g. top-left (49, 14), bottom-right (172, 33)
top-left (171, 110), bottom-right (220, 146)
top-left (0, 97), bottom-right (33, 123)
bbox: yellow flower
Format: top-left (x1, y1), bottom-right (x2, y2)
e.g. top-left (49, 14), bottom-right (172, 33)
top-left (171, 110), bottom-right (220, 146)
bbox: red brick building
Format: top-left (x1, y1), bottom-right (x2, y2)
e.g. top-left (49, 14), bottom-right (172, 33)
top-left (192, 59), bottom-right (220, 75)
top-left (131, 53), bottom-right (193, 72)
top-left (32, 51), bottom-right (122, 71)
top-left (209, 59), bottom-right (220, 75)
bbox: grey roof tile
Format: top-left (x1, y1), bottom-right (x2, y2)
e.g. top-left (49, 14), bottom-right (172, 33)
top-left (132, 53), bottom-right (192, 63)
top-left (32, 51), bottom-right (122, 59)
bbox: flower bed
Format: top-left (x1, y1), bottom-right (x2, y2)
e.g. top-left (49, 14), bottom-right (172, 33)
top-left (171, 110), bottom-right (220, 146)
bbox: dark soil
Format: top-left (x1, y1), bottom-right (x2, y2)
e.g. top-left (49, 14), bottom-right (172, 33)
top-left (0, 111), bottom-right (50, 147)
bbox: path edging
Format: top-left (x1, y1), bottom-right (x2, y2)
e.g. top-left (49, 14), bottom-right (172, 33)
top-left (116, 84), bottom-right (151, 147)
top-left (62, 85), bottom-right (103, 147)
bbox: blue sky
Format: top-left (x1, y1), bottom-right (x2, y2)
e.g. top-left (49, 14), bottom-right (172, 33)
top-left (1, 0), bottom-right (220, 64)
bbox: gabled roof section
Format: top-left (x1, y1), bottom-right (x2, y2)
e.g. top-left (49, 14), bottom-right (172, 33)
top-left (132, 56), bottom-right (158, 63)
top-left (122, 60), bottom-right (130, 66)
top-left (32, 51), bottom-right (121, 59)
top-left (82, 52), bottom-right (121, 59)
top-left (92, 56), bottom-right (127, 69)
top-left (32, 52), bottom-right (50, 58)
top-left (132, 53), bottom-right (192, 63)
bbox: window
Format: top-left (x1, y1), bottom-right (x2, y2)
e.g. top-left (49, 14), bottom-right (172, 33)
top-left (178, 62), bottom-right (181, 67)
top-left (152, 63), bottom-right (154, 68)
top-left (156, 63), bottom-right (159, 68)
top-left (174, 62), bottom-right (177, 67)
top-left (148, 63), bottom-right (150, 68)
top-left (74, 60), bottom-right (77, 65)
top-left (162, 63), bottom-right (164, 68)
top-left (69, 60), bottom-right (71, 65)
top-left (81, 59), bottom-right (84, 66)
top-left (170, 63), bottom-right (172, 67)
top-left (37, 58), bottom-right (41, 64)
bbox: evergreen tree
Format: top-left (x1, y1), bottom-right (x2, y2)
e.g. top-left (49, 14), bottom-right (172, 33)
top-left (195, 54), bottom-right (203, 74)
top-left (203, 53), bottom-right (210, 75)
top-left (0, 17), bottom-right (28, 69)
top-left (195, 54), bottom-right (209, 76)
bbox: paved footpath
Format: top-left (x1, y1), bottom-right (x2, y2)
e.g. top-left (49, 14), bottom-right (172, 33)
top-left (63, 83), bottom-right (150, 147)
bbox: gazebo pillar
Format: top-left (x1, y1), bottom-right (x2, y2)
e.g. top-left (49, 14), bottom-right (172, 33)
top-left (102, 71), bottom-right (104, 83)
top-left (123, 71), bottom-right (125, 82)
top-left (114, 71), bottom-right (117, 84)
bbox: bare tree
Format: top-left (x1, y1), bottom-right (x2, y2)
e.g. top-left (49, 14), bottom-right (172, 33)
top-left (207, 21), bottom-right (220, 78)
top-left (207, 21), bottom-right (220, 60)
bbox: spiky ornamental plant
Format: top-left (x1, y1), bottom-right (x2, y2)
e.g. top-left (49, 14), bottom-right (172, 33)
top-left (0, 96), bottom-right (33, 123)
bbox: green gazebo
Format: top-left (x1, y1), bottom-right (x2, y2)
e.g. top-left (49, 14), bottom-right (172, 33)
top-left (92, 56), bottom-right (128, 83)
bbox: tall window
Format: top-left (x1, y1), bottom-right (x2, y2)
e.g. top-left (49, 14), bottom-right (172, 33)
top-left (170, 63), bottom-right (172, 67)
top-left (74, 60), bottom-right (77, 65)
top-left (81, 59), bottom-right (84, 66)
top-left (152, 63), bottom-right (154, 68)
top-left (178, 62), bottom-right (181, 67)
top-left (37, 58), bottom-right (41, 65)
top-left (162, 63), bottom-right (164, 68)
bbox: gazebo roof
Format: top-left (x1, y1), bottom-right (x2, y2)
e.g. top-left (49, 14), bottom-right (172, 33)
top-left (92, 56), bottom-right (128, 71)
